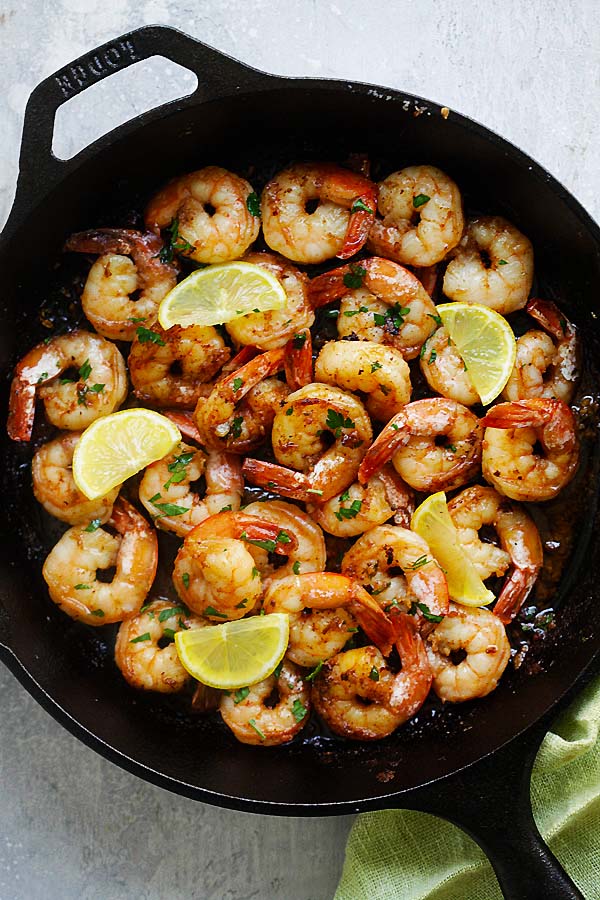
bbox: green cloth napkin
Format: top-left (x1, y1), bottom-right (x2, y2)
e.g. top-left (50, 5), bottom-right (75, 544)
top-left (335, 675), bottom-right (600, 900)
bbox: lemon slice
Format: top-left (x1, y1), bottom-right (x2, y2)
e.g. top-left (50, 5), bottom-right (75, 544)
top-left (411, 491), bottom-right (495, 607)
top-left (158, 261), bottom-right (287, 329)
top-left (175, 613), bottom-right (289, 690)
top-left (435, 302), bottom-right (516, 405)
top-left (72, 409), bottom-right (181, 500)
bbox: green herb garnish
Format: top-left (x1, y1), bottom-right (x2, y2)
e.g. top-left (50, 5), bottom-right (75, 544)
top-left (306, 660), bottom-right (324, 682)
top-left (413, 193), bottom-right (430, 208)
top-left (246, 192), bottom-right (261, 217)
top-left (326, 408), bottom-right (355, 438)
top-left (343, 263), bottom-right (367, 290)
top-left (234, 687), bottom-right (250, 704)
top-left (130, 632), bottom-right (151, 643)
top-left (291, 699), bottom-right (308, 722)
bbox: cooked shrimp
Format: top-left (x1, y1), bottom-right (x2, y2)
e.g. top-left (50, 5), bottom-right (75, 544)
top-left (482, 398), bottom-right (579, 502)
top-left (225, 252), bottom-right (314, 350)
top-left (314, 340), bottom-right (411, 421)
top-left (32, 432), bottom-right (118, 525)
top-left (139, 442), bottom-right (243, 536)
top-left (220, 660), bottom-right (310, 746)
top-left (194, 348), bottom-right (290, 453)
top-left (448, 485), bottom-right (543, 623)
top-left (341, 524), bottom-right (449, 619)
top-left (263, 572), bottom-right (391, 667)
top-left (8, 330), bottom-right (128, 441)
top-left (367, 165), bottom-right (464, 266)
top-left (311, 613), bottom-right (432, 740)
top-left (172, 511), bottom-right (298, 621)
top-left (503, 299), bottom-right (580, 403)
top-left (284, 328), bottom-right (314, 390)
top-left (115, 599), bottom-right (207, 693)
top-left (310, 257), bottom-right (437, 360)
top-left (426, 603), bottom-right (511, 702)
top-left (42, 498), bottom-right (158, 625)
top-left (261, 162), bottom-right (377, 263)
top-left (443, 216), bottom-right (534, 314)
top-left (145, 166), bottom-right (260, 263)
top-left (242, 383), bottom-right (372, 502)
top-left (242, 500), bottom-right (326, 586)
top-left (128, 322), bottom-right (230, 408)
top-left (64, 228), bottom-right (178, 341)
top-left (359, 398), bottom-right (483, 493)
top-left (307, 467), bottom-right (414, 537)
top-left (419, 327), bottom-right (480, 406)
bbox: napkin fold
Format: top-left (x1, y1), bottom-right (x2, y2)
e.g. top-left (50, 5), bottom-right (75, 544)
top-left (335, 675), bottom-right (600, 900)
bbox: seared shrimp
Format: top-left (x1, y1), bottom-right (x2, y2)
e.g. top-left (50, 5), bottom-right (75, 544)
top-left (42, 498), bottom-right (158, 625)
top-left (32, 432), bottom-right (118, 525)
top-left (312, 613), bottom-right (432, 740)
top-left (310, 257), bottom-right (437, 360)
top-left (341, 524), bottom-right (449, 619)
top-left (194, 348), bottom-right (290, 453)
top-left (307, 467), bottom-right (414, 538)
top-left (419, 327), bottom-right (480, 406)
top-left (139, 442), bottom-right (243, 536)
top-left (172, 511), bottom-right (298, 621)
top-left (503, 299), bottom-right (580, 404)
top-left (261, 162), bottom-right (377, 263)
top-left (359, 398), bottom-right (482, 493)
top-left (367, 165), bottom-right (464, 266)
top-left (225, 252), bottom-right (314, 350)
top-left (8, 330), bottom-right (127, 441)
top-left (448, 486), bottom-right (543, 623)
top-left (242, 500), bottom-right (326, 586)
top-left (482, 399), bottom-right (579, 501)
top-left (443, 216), bottom-right (534, 314)
top-left (314, 340), bottom-right (411, 421)
top-left (64, 228), bottom-right (178, 341)
top-left (426, 603), bottom-right (511, 702)
top-left (220, 660), bottom-right (310, 746)
top-left (128, 323), bottom-right (230, 408)
top-left (242, 383), bottom-right (372, 502)
top-left (115, 599), bottom-right (207, 693)
top-left (145, 166), bottom-right (260, 263)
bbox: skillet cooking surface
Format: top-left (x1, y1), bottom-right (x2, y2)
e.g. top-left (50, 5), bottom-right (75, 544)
top-left (2, 74), bottom-right (600, 812)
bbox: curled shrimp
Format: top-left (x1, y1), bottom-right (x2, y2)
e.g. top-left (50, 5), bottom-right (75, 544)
top-left (263, 572), bottom-right (392, 667)
top-left (482, 398), bottom-right (579, 502)
top-left (145, 166), bottom-right (260, 263)
top-left (7, 330), bottom-right (128, 441)
top-left (311, 613), bottom-right (432, 740)
top-left (139, 441), bottom-right (243, 536)
top-left (503, 299), bottom-right (580, 403)
top-left (32, 432), bottom-right (118, 525)
top-left (359, 398), bottom-right (483, 493)
top-left (172, 511), bottom-right (298, 621)
top-left (419, 327), bottom-right (480, 406)
top-left (306, 466), bottom-right (414, 538)
top-left (261, 162), bottom-right (377, 263)
top-left (115, 599), bottom-right (207, 693)
top-left (220, 660), bottom-right (310, 746)
top-left (310, 257), bottom-right (437, 360)
top-left (242, 500), bottom-right (326, 586)
top-left (443, 216), bottom-right (534, 314)
top-left (314, 340), bottom-right (411, 421)
top-left (448, 485), bottom-right (543, 623)
top-left (194, 347), bottom-right (290, 453)
top-left (367, 165), bottom-right (464, 266)
top-left (341, 524), bottom-right (449, 620)
top-left (426, 603), bottom-right (511, 702)
top-left (128, 322), bottom-right (230, 408)
top-left (42, 498), bottom-right (158, 625)
top-left (64, 228), bottom-right (178, 341)
top-left (242, 383), bottom-right (372, 502)
top-left (225, 252), bottom-right (314, 351)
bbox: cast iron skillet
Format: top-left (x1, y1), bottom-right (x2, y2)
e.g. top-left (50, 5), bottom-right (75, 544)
top-left (1, 25), bottom-right (599, 900)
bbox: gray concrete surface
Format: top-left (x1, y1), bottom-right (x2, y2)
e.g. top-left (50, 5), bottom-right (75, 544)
top-left (1, 1), bottom-right (600, 898)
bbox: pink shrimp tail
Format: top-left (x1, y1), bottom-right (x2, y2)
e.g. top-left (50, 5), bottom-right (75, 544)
top-left (414, 265), bottom-right (439, 297)
top-left (220, 345), bottom-right (259, 378)
top-left (526, 298), bottom-right (572, 341)
top-left (242, 459), bottom-right (314, 502)
top-left (285, 329), bottom-right (314, 390)
top-left (7, 377), bottom-right (36, 441)
top-left (481, 399), bottom-right (560, 429)
top-left (164, 410), bottom-right (203, 444)
top-left (308, 267), bottom-right (351, 308)
top-left (358, 412), bottom-right (409, 483)
top-left (494, 568), bottom-right (539, 624)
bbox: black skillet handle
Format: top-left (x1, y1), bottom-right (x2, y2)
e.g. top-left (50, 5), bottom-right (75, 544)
top-left (404, 718), bottom-right (584, 899)
top-left (15, 24), bottom-right (271, 207)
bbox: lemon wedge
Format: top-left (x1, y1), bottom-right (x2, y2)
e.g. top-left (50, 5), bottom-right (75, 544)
top-left (175, 613), bottom-right (289, 690)
top-left (72, 408), bottom-right (181, 500)
top-left (158, 261), bottom-right (287, 329)
top-left (411, 491), bottom-right (495, 607)
top-left (435, 302), bottom-right (516, 405)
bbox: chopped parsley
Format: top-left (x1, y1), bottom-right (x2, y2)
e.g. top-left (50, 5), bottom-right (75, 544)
top-left (306, 488), bottom-right (324, 496)
top-left (235, 598), bottom-right (249, 609)
top-left (335, 499), bottom-right (362, 521)
top-left (204, 606), bottom-right (228, 619)
top-left (136, 326), bottom-right (166, 346)
top-left (413, 193), bottom-right (430, 208)
top-left (157, 216), bottom-right (195, 263)
top-left (163, 450), bottom-right (194, 489)
top-left (130, 632), bottom-right (151, 643)
top-left (251, 566), bottom-right (260, 579)
top-left (306, 660), bottom-right (324, 682)
top-left (246, 192), bottom-right (261, 217)
top-left (84, 519), bottom-right (101, 532)
top-left (291, 699), bottom-right (308, 722)
top-left (326, 408), bottom-right (355, 438)
top-left (158, 606), bottom-right (185, 622)
top-left (74, 583), bottom-right (91, 590)
top-left (373, 303), bottom-right (411, 333)
top-left (343, 305), bottom-right (370, 317)
top-left (292, 332), bottom-right (307, 349)
top-left (249, 718), bottom-right (265, 740)
top-left (447, 443), bottom-right (457, 453)
top-left (370, 361), bottom-right (382, 372)
top-left (162, 628), bottom-right (176, 642)
top-left (241, 530), bottom-right (290, 553)
top-left (419, 341), bottom-right (429, 360)
top-left (292, 560), bottom-right (301, 575)
top-left (79, 359), bottom-right (92, 381)
top-left (428, 349), bottom-right (437, 364)
top-left (148, 493), bottom-right (189, 518)
top-left (343, 263), bottom-right (367, 290)
top-left (182, 572), bottom-right (190, 589)
top-left (497, 259), bottom-right (508, 266)
top-left (350, 198), bottom-right (374, 215)
top-left (37, 372), bottom-right (48, 383)
top-left (229, 416), bottom-right (244, 439)
top-left (409, 555), bottom-right (430, 570)
top-left (410, 601), bottom-right (444, 623)
top-left (220, 504), bottom-right (233, 512)
top-left (232, 377), bottom-right (244, 392)
top-left (90, 609), bottom-right (105, 617)
top-left (285, 407), bottom-right (293, 416)
top-left (234, 686), bottom-right (250, 704)
top-left (369, 666), bottom-right (380, 682)
top-left (427, 313), bottom-right (443, 326)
